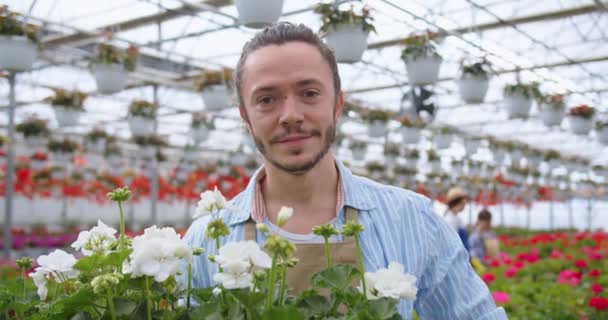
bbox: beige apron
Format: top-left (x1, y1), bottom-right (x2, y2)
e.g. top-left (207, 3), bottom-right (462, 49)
top-left (244, 207), bottom-right (360, 294)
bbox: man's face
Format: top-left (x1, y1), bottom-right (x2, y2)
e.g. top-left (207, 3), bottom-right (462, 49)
top-left (239, 41), bottom-right (343, 175)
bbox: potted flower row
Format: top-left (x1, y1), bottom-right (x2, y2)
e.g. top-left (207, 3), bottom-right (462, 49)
top-left (132, 134), bottom-right (167, 160)
top-left (190, 112), bottom-right (215, 143)
top-left (315, 3), bottom-right (376, 63)
top-left (47, 138), bottom-right (79, 163)
top-left (399, 116), bottom-right (425, 144)
top-left (194, 68), bottom-right (233, 111)
top-left (383, 142), bottom-right (401, 164)
top-left (128, 99), bottom-right (158, 136)
top-left (458, 57), bottom-right (492, 104)
top-left (44, 88), bottom-right (88, 127)
top-left (427, 149), bottom-right (441, 171)
top-left (503, 82), bottom-right (542, 119)
top-left (400, 31), bottom-right (442, 85)
top-left (0, 5), bottom-right (39, 71)
top-left (90, 43), bottom-right (139, 94)
top-left (361, 109), bottom-right (392, 138)
top-left (16, 117), bottom-right (49, 148)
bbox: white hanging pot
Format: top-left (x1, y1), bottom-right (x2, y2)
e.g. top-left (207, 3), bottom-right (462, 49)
top-left (504, 92), bottom-right (533, 119)
top-left (548, 159), bottom-right (561, 170)
top-left (184, 149), bottom-right (199, 162)
top-left (568, 116), bottom-right (593, 135)
top-left (325, 24), bottom-right (369, 64)
top-left (464, 140), bottom-right (481, 155)
top-left (404, 158), bottom-right (418, 169)
top-left (0, 36), bottom-right (37, 72)
top-left (191, 126), bottom-right (210, 143)
top-left (352, 148), bottom-right (366, 161)
top-left (510, 150), bottom-right (523, 165)
top-left (433, 134), bottom-right (452, 149)
top-left (128, 116), bottom-right (155, 136)
top-left (384, 154), bottom-right (398, 165)
top-left (404, 55), bottom-right (442, 85)
top-left (92, 63), bottom-right (128, 94)
top-left (400, 127), bottom-right (421, 144)
top-left (54, 106), bottom-right (81, 127)
top-left (430, 160), bottom-right (442, 172)
top-left (540, 105), bottom-right (564, 127)
top-left (457, 75), bottom-right (489, 104)
top-left (235, 0), bottom-right (284, 29)
top-left (469, 166), bottom-right (481, 177)
top-left (493, 150), bottom-right (506, 164)
top-left (368, 121), bottom-right (387, 138)
top-left (202, 85), bottom-right (232, 111)
top-left (597, 127), bottom-right (608, 145)
top-left (24, 136), bottom-right (46, 149)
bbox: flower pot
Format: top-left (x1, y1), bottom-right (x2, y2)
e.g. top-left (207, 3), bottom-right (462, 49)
top-left (404, 55), bottom-right (442, 85)
top-left (0, 36), bottom-right (37, 71)
top-left (504, 92), bottom-right (533, 119)
top-left (191, 126), bottom-right (210, 143)
top-left (458, 75), bottom-right (489, 104)
top-left (493, 150), bottom-right (506, 164)
top-left (430, 160), bottom-right (442, 172)
top-left (568, 116), bottom-right (593, 135)
top-left (433, 134), bottom-right (452, 149)
top-left (54, 107), bottom-right (81, 127)
top-left (368, 121), bottom-right (387, 138)
top-left (464, 140), bottom-right (481, 155)
top-left (202, 85), bottom-right (232, 111)
top-left (24, 136), bottom-right (46, 149)
top-left (325, 24), bottom-right (369, 63)
top-left (92, 63), bottom-right (128, 94)
top-left (597, 127), bottom-right (608, 145)
top-left (400, 127), bottom-right (421, 144)
top-left (384, 154), bottom-right (398, 165)
top-left (352, 148), bottom-right (366, 161)
top-left (510, 150), bottom-right (523, 165)
top-left (85, 139), bottom-right (106, 154)
top-left (540, 105), bottom-right (564, 127)
top-left (128, 116), bottom-right (155, 136)
top-left (235, 0), bottom-right (284, 29)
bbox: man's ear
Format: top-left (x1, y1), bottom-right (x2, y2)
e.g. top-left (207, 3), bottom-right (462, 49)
top-left (334, 91), bottom-right (345, 120)
top-left (239, 105), bottom-right (252, 133)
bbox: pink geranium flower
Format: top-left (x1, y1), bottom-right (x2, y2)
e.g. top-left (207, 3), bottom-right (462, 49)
top-left (558, 270), bottom-right (581, 287)
top-left (492, 292), bottom-right (510, 304)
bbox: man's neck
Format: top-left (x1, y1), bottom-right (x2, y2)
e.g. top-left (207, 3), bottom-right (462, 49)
top-left (262, 154), bottom-right (339, 233)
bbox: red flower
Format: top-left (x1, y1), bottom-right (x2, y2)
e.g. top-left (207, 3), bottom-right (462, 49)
top-left (482, 273), bottom-right (495, 284)
top-left (492, 292), bottom-right (510, 305)
top-left (550, 249), bottom-right (563, 259)
top-left (489, 259), bottom-right (501, 268)
top-left (589, 296), bottom-right (608, 311)
top-left (504, 266), bottom-right (518, 278)
top-left (514, 261), bottom-right (525, 269)
top-left (592, 284), bottom-right (603, 294)
top-left (589, 269), bottom-right (601, 278)
top-left (558, 270), bottom-right (581, 287)
top-left (575, 259), bottom-right (588, 269)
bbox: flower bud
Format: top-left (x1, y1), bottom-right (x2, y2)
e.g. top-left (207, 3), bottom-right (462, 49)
top-left (276, 206), bottom-right (293, 227)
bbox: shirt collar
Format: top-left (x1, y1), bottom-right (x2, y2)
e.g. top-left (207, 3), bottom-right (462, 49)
top-left (225, 159), bottom-right (375, 226)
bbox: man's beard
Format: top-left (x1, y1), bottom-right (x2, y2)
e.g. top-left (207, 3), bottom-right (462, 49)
top-left (252, 123), bottom-right (336, 176)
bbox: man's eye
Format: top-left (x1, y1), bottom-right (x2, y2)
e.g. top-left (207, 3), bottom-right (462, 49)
top-left (258, 96), bottom-right (274, 105)
top-left (303, 90), bottom-right (320, 98)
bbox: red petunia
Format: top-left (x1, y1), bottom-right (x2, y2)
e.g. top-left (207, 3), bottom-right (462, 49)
top-left (575, 259), bottom-right (588, 269)
top-left (482, 273), bottom-right (495, 284)
top-left (589, 296), bottom-right (608, 311)
top-left (504, 266), bottom-right (518, 278)
top-left (589, 269), bottom-right (601, 278)
top-left (592, 283), bottom-right (603, 295)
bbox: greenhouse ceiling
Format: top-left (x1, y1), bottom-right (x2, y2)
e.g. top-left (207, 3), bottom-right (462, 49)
top-left (1, 0), bottom-right (607, 164)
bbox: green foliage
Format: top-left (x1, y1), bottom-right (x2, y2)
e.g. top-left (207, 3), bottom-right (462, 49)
top-left (315, 3), bottom-right (376, 34)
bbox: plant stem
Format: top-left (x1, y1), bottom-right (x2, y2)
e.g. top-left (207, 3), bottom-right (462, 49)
top-left (215, 237), bottom-right (223, 272)
top-left (145, 277), bottom-right (152, 320)
top-left (187, 263), bottom-right (192, 309)
top-left (278, 266), bottom-right (287, 306)
top-left (106, 288), bottom-right (117, 320)
top-left (117, 201), bottom-right (126, 250)
top-left (265, 254), bottom-right (278, 309)
top-left (355, 236), bottom-right (367, 296)
top-left (22, 269), bottom-right (26, 301)
top-left (324, 237), bottom-right (331, 268)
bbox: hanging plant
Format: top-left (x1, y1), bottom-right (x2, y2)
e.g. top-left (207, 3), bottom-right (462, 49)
top-left (383, 143), bottom-right (401, 157)
top-left (363, 109), bottom-right (392, 138)
top-left (85, 128), bottom-right (109, 143)
top-left (0, 5), bottom-right (40, 71)
top-left (194, 68), bottom-right (233, 92)
top-left (45, 88), bottom-right (87, 110)
top-left (91, 43), bottom-right (139, 93)
top-left (503, 82), bottom-right (541, 119)
top-left (195, 68), bottom-right (234, 111)
top-left (315, 3), bottom-right (376, 63)
top-left (427, 149), bottom-right (440, 162)
top-left (235, 0), bottom-right (284, 29)
top-left (539, 94), bottom-right (566, 127)
top-left (47, 138), bottom-right (79, 154)
top-left (568, 104), bottom-right (595, 119)
top-left (596, 120), bottom-right (608, 145)
top-left (568, 104), bottom-right (595, 135)
top-left (128, 100), bottom-right (157, 119)
top-left (16, 118), bottom-right (49, 138)
top-left (350, 140), bottom-right (367, 150)
top-left (400, 31), bottom-right (442, 85)
top-left (191, 112), bottom-right (215, 129)
top-left (131, 134), bottom-right (167, 147)
top-left (458, 57), bottom-right (492, 104)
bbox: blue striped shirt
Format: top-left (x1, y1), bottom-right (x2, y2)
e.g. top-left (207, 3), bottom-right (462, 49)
top-left (182, 160), bottom-right (508, 319)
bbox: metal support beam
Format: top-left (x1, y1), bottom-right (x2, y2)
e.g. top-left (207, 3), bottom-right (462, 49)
top-left (3, 73), bottom-right (16, 259)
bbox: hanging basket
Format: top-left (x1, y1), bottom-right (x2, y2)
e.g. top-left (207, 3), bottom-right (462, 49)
top-left (504, 92), bottom-right (533, 119)
top-left (598, 127), bottom-right (608, 145)
top-left (202, 85), bottom-right (232, 111)
top-left (568, 116), bottom-right (593, 135)
top-left (92, 63), bottom-right (128, 94)
top-left (404, 55), bottom-right (442, 85)
top-left (430, 160), bottom-right (442, 172)
top-left (433, 134), bottom-right (452, 149)
top-left (325, 24), bottom-right (369, 64)
top-left (400, 127), bottom-right (421, 145)
top-left (540, 106), bottom-right (564, 127)
top-left (0, 36), bottom-right (37, 72)
top-left (457, 75), bottom-right (489, 104)
top-left (54, 107), bottom-right (81, 127)
top-left (191, 126), bottom-right (210, 143)
top-left (85, 139), bottom-right (107, 154)
top-left (367, 121), bottom-right (387, 138)
top-left (235, 0), bottom-right (284, 29)
top-left (128, 116), bottom-right (155, 136)
top-left (464, 140), bottom-right (481, 155)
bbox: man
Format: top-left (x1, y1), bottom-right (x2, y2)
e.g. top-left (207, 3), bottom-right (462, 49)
top-left (183, 22), bottom-right (507, 319)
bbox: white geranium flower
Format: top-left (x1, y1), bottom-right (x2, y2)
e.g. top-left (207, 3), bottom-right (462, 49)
top-left (213, 267), bottom-right (255, 289)
top-left (193, 187), bottom-right (228, 219)
top-left (71, 220), bottom-right (117, 256)
top-left (29, 249), bottom-right (80, 301)
top-left (276, 206), bottom-right (294, 227)
top-left (212, 287), bottom-right (222, 296)
top-left (214, 241), bottom-right (272, 270)
top-left (363, 262), bottom-right (418, 301)
top-left (125, 225), bottom-right (192, 282)
top-left (28, 268), bottom-right (48, 300)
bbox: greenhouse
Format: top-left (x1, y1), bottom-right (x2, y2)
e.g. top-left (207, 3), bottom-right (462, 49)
top-left (0, 0), bottom-right (607, 319)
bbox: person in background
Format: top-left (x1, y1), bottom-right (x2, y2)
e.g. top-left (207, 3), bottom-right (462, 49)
top-left (444, 187), bottom-right (470, 251)
top-left (469, 209), bottom-right (500, 261)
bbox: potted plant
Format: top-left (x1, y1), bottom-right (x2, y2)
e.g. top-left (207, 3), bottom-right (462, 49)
top-left (194, 68), bottom-right (233, 111)
top-left (404, 148), bottom-right (419, 168)
top-left (315, 3), bottom-right (376, 63)
top-left (16, 117), bottom-right (49, 148)
top-left (47, 138), bottom-right (79, 162)
top-left (128, 99), bottom-right (157, 136)
top-left (463, 136), bottom-right (484, 155)
top-left (543, 149), bottom-right (561, 169)
top-left (91, 43), bottom-right (139, 94)
top-left (451, 159), bottom-right (465, 176)
top-left (105, 143), bottom-right (122, 168)
top-left (525, 148), bottom-right (543, 167)
top-left (596, 119), bottom-right (608, 145)
top-left (399, 116), bottom-right (424, 144)
top-left (458, 57), bottom-right (491, 104)
top-left (236, 0), bottom-right (284, 29)
top-left (349, 140), bottom-right (367, 161)
top-left (45, 88), bottom-right (87, 127)
top-left (0, 5), bottom-right (39, 71)
top-left (567, 104), bottom-right (595, 135)
top-left (400, 31), bottom-right (442, 85)
top-left (85, 128), bottom-right (110, 154)
top-left (365, 161), bottom-right (385, 180)
top-left (433, 127), bottom-right (453, 149)
top-left (503, 82), bottom-right (541, 119)
top-left (539, 94), bottom-right (566, 127)
top-left (132, 134), bottom-right (167, 159)
top-left (427, 149), bottom-right (441, 171)
top-left (190, 112), bottom-right (214, 143)
top-left (363, 109), bottom-right (391, 138)
top-left (383, 142), bottom-right (401, 163)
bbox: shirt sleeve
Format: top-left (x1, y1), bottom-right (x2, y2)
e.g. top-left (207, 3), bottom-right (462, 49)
top-left (468, 231), bottom-right (485, 260)
top-left (177, 217), bottom-right (213, 290)
top-left (415, 201), bottom-right (508, 319)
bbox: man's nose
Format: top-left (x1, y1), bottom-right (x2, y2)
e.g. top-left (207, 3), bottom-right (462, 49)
top-left (278, 96), bottom-right (304, 127)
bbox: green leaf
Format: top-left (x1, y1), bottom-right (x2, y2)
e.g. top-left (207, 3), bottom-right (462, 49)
top-left (102, 249), bottom-right (131, 268)
top-left (296, 291), bottom-right (331, 317)
top-left (262, 306), bottom-right (306, 320)
top-left (312, 264), bottom-right (360, 293)
top-left (73, 254), bottom-right (104, 272)
top-left (189, 301), bottom-right (223, 320)
top-left (367, 298), bottom-right (399, 320)
top-left (113, 297), bottom-right (138, 317)
top-left (190, 287), bottom-right (216, 304)
top-left (227, 288), bottom-right (265, 318)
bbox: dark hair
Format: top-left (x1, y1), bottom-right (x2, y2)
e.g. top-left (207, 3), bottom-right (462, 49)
top-left (478, 209), bottom-right (492, 221)
top-left (447, 196), bottom-right (467, 209)
top-left (234, 22), bottom-right (341, 108)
